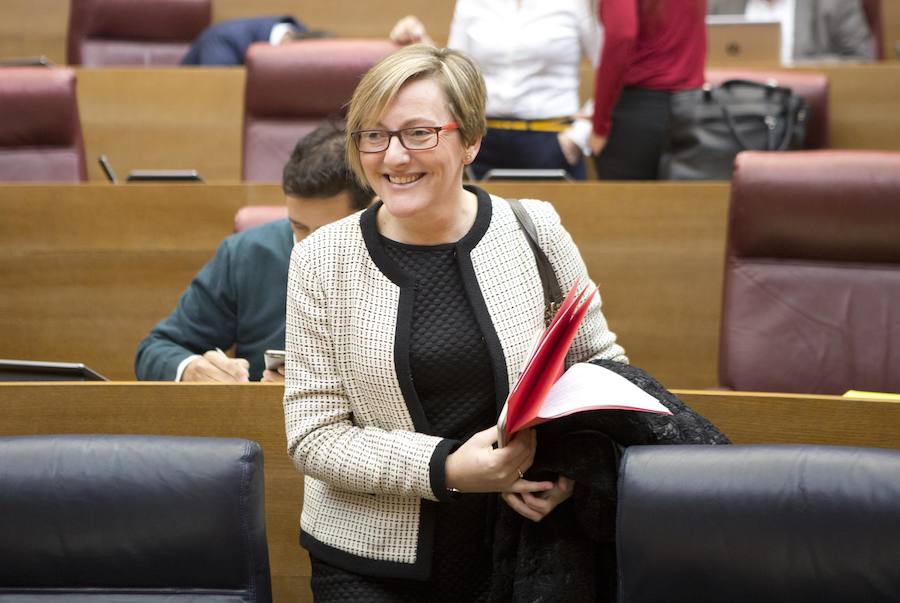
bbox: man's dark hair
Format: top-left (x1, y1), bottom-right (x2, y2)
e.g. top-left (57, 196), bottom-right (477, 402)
top-left (282, 121), bottom-right (370, 210)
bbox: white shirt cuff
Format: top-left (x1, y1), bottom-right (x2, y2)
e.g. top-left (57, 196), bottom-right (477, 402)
top-left (565, 118), bottom-right (593, 156)
top-left (175, 354), bottom-right (201, 382)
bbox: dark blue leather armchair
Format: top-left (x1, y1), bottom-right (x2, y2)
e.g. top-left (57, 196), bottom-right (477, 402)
top-left (0, 435), bottom-right (272, 602)
top-left (617, 444), bottom-right (900, 602)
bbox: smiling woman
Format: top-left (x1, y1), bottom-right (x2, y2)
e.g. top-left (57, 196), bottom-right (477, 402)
top-left (282, 44), bottom-right (628, 601)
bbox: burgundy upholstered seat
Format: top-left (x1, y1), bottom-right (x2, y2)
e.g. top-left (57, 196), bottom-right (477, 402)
top-left (705, 68), bottom-right (830, 149)
top-left (66, 0), bottom-right (211, 66)
top-left (234, 206), bottom-right (288, 233)
top-left (242, 39), bottom-right (398, 182)
top-left (0, 68), bottom-right (87, 183)
top-left (719, 150), bottom-right (900, 394)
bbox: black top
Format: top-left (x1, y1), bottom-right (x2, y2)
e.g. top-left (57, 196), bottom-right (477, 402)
top-left (311, 238), bottom-right (495, 601)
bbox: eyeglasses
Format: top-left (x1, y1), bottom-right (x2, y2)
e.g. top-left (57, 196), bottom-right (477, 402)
top-left (351, 122), bottom-right (459, 153)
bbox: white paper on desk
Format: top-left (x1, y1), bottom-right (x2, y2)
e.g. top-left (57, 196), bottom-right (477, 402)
top-left (538, 362), bottom-right (672, 420)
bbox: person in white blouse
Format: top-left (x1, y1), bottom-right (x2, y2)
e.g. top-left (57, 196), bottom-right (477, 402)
top-left (390, 0), bottom-right (601, 180)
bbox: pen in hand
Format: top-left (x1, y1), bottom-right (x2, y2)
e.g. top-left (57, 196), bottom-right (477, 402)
top-left (213, 347), bottom-right (249, 382)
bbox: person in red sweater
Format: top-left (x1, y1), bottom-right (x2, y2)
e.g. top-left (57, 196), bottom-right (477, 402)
top-left (590, 0), bottom-right (707, 179)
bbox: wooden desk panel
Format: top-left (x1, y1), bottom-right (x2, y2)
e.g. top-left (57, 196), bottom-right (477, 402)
top-left (0, 383), bottom-right (895, 601)
top-left (76, 69), bottom-right (246, 183)
top-left (0, 182), bottom-right (728, 386)
top-left (675, 389), bottom-right (900, 449)
top-left (0, 184), bottom-right (285, 379)
top-left (485, 182), bottom-right (730, 389)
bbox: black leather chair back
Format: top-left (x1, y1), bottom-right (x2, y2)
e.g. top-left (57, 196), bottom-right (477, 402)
top-left (0, 435), bottom-right (271, 602)
top-left (617, 444), bottom-right (900, 603)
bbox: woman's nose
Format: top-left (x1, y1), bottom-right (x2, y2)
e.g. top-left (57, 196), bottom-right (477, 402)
top-left (382, 135), bottom-right (410, 164)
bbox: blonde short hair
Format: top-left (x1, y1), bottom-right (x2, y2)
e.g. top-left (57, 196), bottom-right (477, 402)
top-left (345, 44), bottom-right (487, 186)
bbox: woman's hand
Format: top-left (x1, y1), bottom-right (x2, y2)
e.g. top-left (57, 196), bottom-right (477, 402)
top-left (445, 427), bottom-right (554, 494)
top-left (589, 132), bottom-right (608, 156)
top-left (502, 475), bottom-right (575, 522)
top-left (389, 15), bottom-right (435, 47)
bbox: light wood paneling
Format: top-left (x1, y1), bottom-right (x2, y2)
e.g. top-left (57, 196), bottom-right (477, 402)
top-left (0, 0), bottom-right (68, 65)
top-left (486, 182), bottom-right (730, 389)
top-left (0, 184), bottom-right (284, 379)
top-left (806, 62), bottom-right (900, 150)
top-left (75, 68), bottom-right (246, 182)
top-left (0, 182), bottom-right (728, 387)
top-left (675, 389), bottom-right (900, 449)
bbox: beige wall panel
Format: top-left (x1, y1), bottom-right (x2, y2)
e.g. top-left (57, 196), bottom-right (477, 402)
top-left (75, 68), bottom-right (246, 182)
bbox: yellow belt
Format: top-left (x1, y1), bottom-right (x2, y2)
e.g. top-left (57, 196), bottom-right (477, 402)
top-left (485, 118), bottom-right (573, 133)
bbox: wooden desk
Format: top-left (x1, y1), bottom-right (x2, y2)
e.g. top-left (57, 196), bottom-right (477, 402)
top-left (0, 182), bottom-right (729, 387)
top-left (0, 382), bottom-right (896, 602)
top-left (76, 68), bottom-right (246, 183)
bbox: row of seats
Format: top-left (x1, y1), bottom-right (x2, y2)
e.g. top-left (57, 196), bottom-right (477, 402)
top-left (0, 45), bottom-right (830, 183)
top-left (61, 0), bottom-right (887, 65)
top-left (4, 434), bottom-right (897, 601)
top-left (0, 39), bottom-right (397, 183)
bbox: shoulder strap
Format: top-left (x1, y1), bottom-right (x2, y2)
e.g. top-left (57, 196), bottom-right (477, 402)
top-left (507, 199), bottom-right (563, 325)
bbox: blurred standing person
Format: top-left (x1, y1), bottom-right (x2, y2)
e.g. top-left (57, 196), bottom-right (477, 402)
top-left (390, 1), bottom-right (601, 180)
top-left (590, 0), bottom-right (707, 179)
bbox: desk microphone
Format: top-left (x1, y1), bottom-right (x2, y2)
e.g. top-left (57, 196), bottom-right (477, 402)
top-left (98, 155), bottom-right (117, 184)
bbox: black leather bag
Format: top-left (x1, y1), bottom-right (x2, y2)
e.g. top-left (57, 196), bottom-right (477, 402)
top-left (660, 79), bottom-right (809, 180)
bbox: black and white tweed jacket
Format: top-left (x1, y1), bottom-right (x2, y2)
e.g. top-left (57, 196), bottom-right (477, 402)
top-left (283, 187), bottom-right (627, 579)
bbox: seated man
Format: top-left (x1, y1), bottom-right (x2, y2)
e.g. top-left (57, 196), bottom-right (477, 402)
top-left (180, 15), bottom-right (329, 66)
top-left (134, 123), bottom-right (371, 382)
top-left (708, 0), bottom-right (876, 63)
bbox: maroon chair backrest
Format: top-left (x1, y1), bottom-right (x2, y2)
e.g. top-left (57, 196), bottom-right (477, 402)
top-left (0, 68), bottom-right (87, 183)
top-left (242, 39), bottom-right (398, 182)
top-left (719, 150), bottom-right (900, 394)
top-left (860, 0), bottom-right (884, 60)
top-left (67, 0), bottom-right (211, 66)
top-left (706, 68), bottom-right (829, 149)
top-left (234, 206), bottom-right (288, 232)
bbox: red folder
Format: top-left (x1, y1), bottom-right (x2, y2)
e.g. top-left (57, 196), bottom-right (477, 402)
top-left (499, 281), bottom-right (596, 444)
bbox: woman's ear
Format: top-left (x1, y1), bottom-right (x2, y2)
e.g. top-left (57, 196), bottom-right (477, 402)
top-left (464, 136), bottom-right (482, 165)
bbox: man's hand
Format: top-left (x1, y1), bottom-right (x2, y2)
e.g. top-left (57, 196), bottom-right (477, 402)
top-left (182, 350), bottom-right (250, 382)
top-left (389, 15), bottom-right (434, 46)
top-left (589, 132), bottom-right (608, 156)
top-left (445, 427), bottom-right (554, 495)
top-left (261, 365), bottom-right (285, 383)
top-left (502, 475), bottom-right (575, 522)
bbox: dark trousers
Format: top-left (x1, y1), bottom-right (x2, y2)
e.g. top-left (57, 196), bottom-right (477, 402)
top-left (472, 128), bottom-right (587, 181)
top-left (593, 87), bottom-right (672, 180)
